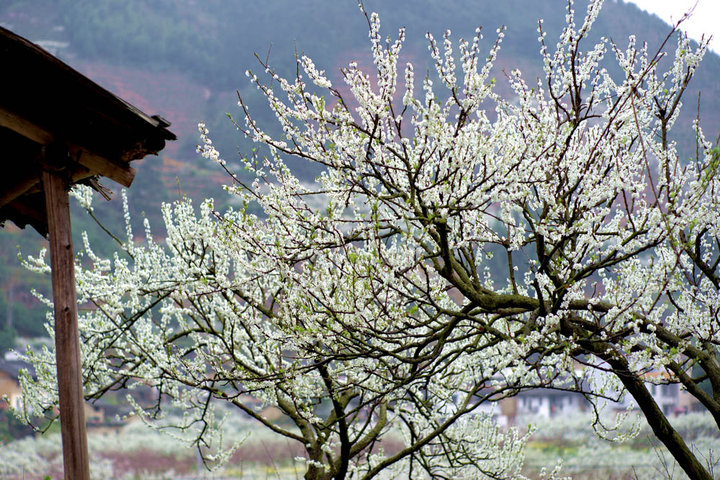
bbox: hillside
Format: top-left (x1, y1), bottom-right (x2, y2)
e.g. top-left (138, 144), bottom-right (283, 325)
top-left (1, 0), bottom-right (719, 346)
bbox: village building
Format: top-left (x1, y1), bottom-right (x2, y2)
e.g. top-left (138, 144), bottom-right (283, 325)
top-left (0, 358), bottom-right (33, 411)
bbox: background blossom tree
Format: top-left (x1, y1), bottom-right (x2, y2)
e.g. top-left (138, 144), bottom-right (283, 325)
top-left (17, 0), bottom-right (720, 478)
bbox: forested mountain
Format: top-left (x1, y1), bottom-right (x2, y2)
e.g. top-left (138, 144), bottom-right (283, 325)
top-left (1, 0), bottom-right (719, 348)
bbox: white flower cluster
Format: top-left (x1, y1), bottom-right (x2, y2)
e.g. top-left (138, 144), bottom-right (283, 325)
top-left (69, 183), bottom-right (94, 213)
top-left (18, 1), bottom-right (719, 478)
top-left (197, 122), bottom-right (225, 166)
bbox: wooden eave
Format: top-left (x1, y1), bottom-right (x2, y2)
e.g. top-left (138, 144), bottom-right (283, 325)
top-left (0, 26), bottom-right (176, 235)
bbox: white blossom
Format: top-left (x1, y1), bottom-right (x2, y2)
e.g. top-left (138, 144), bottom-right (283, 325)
top-left (17, 2), bottom-right (719, 479)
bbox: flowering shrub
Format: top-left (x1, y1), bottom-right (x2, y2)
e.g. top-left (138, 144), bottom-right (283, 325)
top-left (17, 0), bottom-right (720, 479)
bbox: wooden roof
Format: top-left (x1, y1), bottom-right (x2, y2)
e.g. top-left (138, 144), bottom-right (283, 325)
top-left (0, 26), bottom-right (176, 235)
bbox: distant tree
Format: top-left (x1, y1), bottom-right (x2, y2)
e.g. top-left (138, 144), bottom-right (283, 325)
top-left (0, 325), bottom-right (16, 356)
top-left (18, 1), bottom-right (720, 479)
top-left (0, 409), bottom-right (33, 443)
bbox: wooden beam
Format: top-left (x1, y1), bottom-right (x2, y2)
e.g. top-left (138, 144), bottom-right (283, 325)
top-left (0, 159), bottom-right (107, 210)
top-left (0, 107), bottom-right (53, 144)
top-left (42, 168), bottom-right (90, 480)
top-left (1, 195), bottom-right (47, 234)
top-left (72, 147), bottom-right (136, 187)
top-left (0, 173), bottom-right (39, 210)
top-left (0, 106), bottom-right (136, 187)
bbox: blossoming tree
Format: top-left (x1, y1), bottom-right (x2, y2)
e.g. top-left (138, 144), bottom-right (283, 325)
top-left (18, 0), bottom-right (720, 478)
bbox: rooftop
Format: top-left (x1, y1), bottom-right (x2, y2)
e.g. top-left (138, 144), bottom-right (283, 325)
top-left (0, 25), bottom-right (175, 235)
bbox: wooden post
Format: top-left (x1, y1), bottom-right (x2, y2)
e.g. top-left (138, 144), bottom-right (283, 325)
top-left (42, 167), bottom-right (90, 480)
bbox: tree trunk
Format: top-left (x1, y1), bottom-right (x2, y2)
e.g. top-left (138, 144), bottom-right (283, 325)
top-left (591, 345), bottom-right (713, 480)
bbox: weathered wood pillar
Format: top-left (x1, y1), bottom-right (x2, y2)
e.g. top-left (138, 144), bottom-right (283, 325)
top-left (42, 163), bottom-right (90, 480)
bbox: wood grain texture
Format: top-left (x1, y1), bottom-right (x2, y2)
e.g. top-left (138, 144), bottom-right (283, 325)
top-left (0, 105), bottom-right (137, 188)
top-left (42, 169), bottom-right (90, 480)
